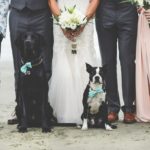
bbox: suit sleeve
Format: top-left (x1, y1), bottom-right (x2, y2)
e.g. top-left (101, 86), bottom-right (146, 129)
top-left (0, 0), bottom-right (9, 37)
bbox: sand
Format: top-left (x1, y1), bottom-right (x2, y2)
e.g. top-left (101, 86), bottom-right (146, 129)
top-left (0, 62), bottom-right (150, 150)
top-left (0, 58), bottom-right (150, 150)
top-left (0, 122), bottom-right (150, 150)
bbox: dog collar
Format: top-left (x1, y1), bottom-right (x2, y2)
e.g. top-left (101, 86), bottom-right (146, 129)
top-left (20, 62), bottom-right (32, 75)
top-left (88, 87), bottom-right (104, 98)
top-left (20, 57), bottom-right (43, 75)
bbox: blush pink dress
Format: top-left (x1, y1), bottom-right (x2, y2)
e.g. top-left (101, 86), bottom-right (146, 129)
top-left (136, 11), bottom-right (150, 122)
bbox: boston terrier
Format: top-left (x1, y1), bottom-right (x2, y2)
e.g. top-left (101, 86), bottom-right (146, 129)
top-left (81, 63), bottom-right (117, 131)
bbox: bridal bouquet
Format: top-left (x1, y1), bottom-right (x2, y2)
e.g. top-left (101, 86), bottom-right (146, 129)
top-left (54, 5), bottom-right (87, 54)
top-left (55, 5), bottom-right (87, 31)
top-left (124, 0), bottom-right (150, 9)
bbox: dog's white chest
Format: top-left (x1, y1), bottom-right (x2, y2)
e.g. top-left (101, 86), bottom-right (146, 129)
top-left (88, 92), bottom-right (105, 114)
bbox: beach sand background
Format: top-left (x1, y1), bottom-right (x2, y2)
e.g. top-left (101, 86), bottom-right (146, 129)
top-left (0, 23), bottom-right (150, 150)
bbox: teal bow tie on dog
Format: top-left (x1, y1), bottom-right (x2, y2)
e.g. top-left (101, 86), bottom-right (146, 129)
top-left (88, 87), bottom-right (104, 98)
top-left (20, 62), bottom-right (32, 75)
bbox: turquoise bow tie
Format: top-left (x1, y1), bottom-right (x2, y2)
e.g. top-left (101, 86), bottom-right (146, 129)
top-left (88, 87), bottom-right (104, 98)
top-left (20, 62), bottom-right (32, 74)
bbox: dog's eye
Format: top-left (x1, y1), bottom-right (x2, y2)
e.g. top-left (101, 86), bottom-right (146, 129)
top-left (91, 70), bottom-right (96, 75)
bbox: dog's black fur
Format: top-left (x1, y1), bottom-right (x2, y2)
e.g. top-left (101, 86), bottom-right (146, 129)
top-left (81, 63), bottom-right (117, 130)
top-left (15, 32), bottom-right (55, 133)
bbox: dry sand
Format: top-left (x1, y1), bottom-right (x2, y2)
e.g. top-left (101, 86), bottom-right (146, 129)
top-left (0, 61), bottom-right (150, 150)
top-left (0, 122), bottom-right (150, 150)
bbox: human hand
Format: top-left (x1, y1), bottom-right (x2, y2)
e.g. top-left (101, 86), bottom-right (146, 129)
top-left (61, 25), bottom-right (85, 41)
top-left (70, 25), bottom-right (85, 38)
top-left (144, 9), bottom-right (150, 23)
top-left (137, 7), bottom-right (145, 14)
top-left (61, 28), bottom-right (75, 41)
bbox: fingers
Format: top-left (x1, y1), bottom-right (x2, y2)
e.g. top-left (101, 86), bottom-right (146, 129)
top-left (137, 7), bottom-right (145, 14)
top-left (61, 25), bottom-right (85, 41)
top-left (144, 9), bottom-right (150, 22)
top-left (71, 26), bottom-right (85, 37)
top-left (61, 28), bottom-right (74, 41)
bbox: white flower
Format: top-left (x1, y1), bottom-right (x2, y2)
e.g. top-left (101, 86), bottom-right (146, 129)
top-left (55, 6), bottom-right (87, 31)
top-left (137, 0), bottom-right (144, 6)
top-left (70, 24), bottom-right (77, 30)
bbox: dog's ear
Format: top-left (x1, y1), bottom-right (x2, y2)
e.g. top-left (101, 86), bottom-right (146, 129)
top-left (86, 63), bottom-right (93, 73)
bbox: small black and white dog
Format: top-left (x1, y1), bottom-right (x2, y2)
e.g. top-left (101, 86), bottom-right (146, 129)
top-left (81, 63), bottom-right (116, 130)
top-left (15, 32), bottom-right (55, 133)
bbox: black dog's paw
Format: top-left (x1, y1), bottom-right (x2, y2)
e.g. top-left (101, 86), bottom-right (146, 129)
top-left (111, 124), bottom-right (117, 129)
top-left (42, 127), bottom-right (51, 133)
top-left (18, 127), bottom-right (28, 133)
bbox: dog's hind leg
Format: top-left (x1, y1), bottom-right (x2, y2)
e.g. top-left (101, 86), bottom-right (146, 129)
top-left (41, 105), bottom-right (51, 133)
top-left (98, 102), bottom-right (113, 131)
top-left (18, 95), bottom-right (28, 133)
top-left (41, 90), bottom-right (51, 133)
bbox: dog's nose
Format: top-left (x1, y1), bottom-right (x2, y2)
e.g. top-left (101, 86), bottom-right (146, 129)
top-left (25, 40), bottom-right (31, 45)
top-left (25, 40), bottom-right (31, 48)
top-left (95, 76), bottom-right (100, 82)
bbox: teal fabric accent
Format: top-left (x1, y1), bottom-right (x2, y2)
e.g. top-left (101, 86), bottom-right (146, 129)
top-left (88, 87), bottom-right (104, 98)
top-left (20, 62), bottom-right (32, 74)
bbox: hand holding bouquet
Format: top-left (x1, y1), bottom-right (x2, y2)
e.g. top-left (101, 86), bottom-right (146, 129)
top-left (54, 5), bottom-right (87, 41)
top-left (144, 9), bottom-right (150, 23)
top-left (53, 5), bottom-right (88, 54)
top-left (124, 0), bottom-right (150, 22)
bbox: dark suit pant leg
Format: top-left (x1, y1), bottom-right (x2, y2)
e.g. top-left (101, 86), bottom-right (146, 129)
top-left (21, 9), bottom-right (53, 81)
top-left (9, 9), bottom-right (53, 94)
top-left (118, 21), bottom-right (137, 112)
top-left (33, 10), bottom-right (53, 81)
top-left (9, 9), bottom-right (23, 96)
top-left (96, 23), bottom-right (120, 113)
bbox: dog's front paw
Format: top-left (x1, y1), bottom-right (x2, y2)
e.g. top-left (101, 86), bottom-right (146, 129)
top-left (42, 127), bottom-right (51, 133)
top-left (18, 127), bottom-right (27, 133)
top-left (81, 119), bottom-right (88, 130)
top-left (105, 124), bottom-right (113, 131)
top-left (81, 125), bottom-right (88, 130)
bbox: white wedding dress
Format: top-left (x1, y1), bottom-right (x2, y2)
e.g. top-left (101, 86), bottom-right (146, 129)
top-left (48, 0), bottom-right (99, 124)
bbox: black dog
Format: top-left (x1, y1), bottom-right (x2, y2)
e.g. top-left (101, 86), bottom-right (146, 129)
top-left (81, 63), bottom-right (117, 130)
top-left (15, 32), bottom-right (55, 133)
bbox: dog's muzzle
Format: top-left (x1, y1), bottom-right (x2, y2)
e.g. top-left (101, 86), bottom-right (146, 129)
top-left (95, 76), bottom-right (100, 83)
